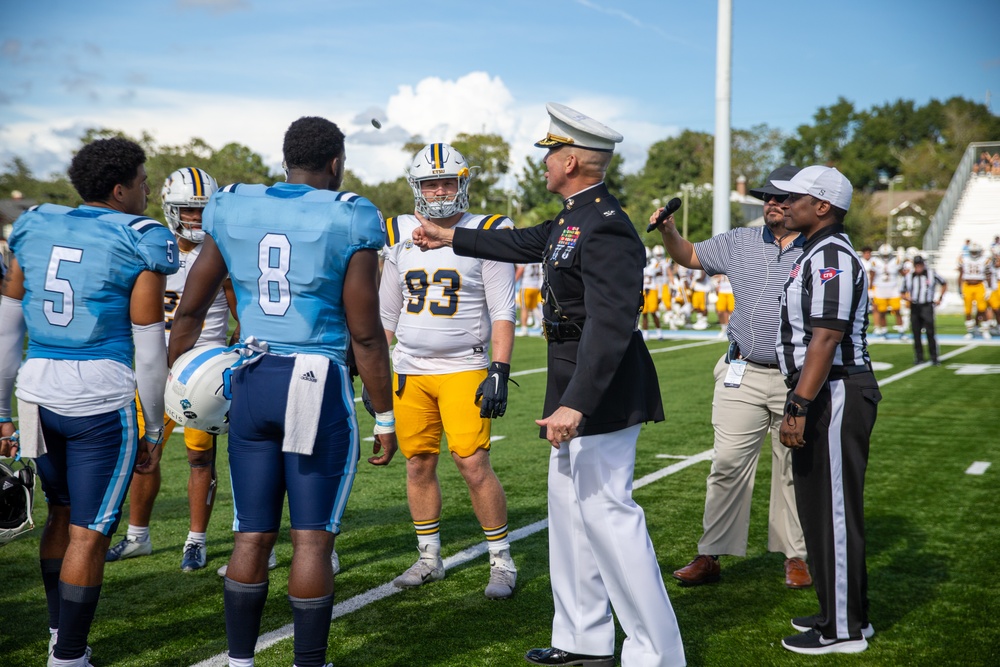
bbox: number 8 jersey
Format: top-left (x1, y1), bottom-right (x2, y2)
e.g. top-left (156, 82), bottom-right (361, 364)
top-left (380, 214), bottom-right (516, 375)
top-left (205, 182), bottom-right (386, 365)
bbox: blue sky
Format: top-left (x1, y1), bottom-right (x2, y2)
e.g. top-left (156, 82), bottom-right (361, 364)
top-left (1, 0), bottom-right (997, 185)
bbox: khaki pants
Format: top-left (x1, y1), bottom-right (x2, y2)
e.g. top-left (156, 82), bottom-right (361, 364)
top-left (698, 355), bottom-right (806, 559)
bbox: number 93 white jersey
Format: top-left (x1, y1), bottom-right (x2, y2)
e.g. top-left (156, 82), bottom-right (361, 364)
top-left (380, 214), bottom-right (516, 375)
top-left (165, 243), bottom-right (230, 346)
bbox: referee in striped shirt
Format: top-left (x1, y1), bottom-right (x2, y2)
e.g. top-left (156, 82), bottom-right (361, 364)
top-left (772, 166), bottom-right (881, 655)
top-left (902, 256), bottom-right (946, 365)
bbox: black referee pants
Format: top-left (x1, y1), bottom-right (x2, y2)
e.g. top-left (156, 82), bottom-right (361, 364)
top-left (792, 371), bottom-right (880, 641)
top-left (910, 302), bottom-right (937, 362)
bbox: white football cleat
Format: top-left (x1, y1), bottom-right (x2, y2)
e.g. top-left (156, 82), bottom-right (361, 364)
top-left (105, 535), bottom-right (152, 562)
top-left (393, 544), bottom-right (445, 589)
top-left (484, 548), bottom-right (517, 599)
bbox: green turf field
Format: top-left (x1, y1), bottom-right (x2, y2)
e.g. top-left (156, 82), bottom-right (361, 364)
top-left (2, 337), bottom-right (998, 666)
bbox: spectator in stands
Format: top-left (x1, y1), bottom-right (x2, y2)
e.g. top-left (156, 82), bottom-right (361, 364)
top-left (973, 151), bottom-right (991, 176)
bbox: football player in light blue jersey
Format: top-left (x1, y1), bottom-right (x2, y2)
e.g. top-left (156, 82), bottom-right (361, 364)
top-left (168, 116), bottom-right (397, 667)
top-left (0, 137), bottom-right (178, 667)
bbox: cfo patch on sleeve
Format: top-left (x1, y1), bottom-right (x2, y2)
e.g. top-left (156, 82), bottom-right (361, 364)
top-left (818, 267), bottom-right (843, 284)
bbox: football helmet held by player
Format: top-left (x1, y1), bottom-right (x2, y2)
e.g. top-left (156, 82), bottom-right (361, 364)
top-left (161, 167), bottom-right (219, 243)
top-left (407, 143), bottom-right (471, 219)
top-left (0, 458), bottom-right (35, 546)
top-left (164, 345), bottom-right (241, 435)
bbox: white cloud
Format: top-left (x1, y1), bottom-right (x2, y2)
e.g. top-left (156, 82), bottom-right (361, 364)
top-left (1, 71), bottom-right (678, 190)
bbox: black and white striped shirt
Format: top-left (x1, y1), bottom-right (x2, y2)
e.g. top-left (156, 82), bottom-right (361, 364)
top-left (695, 226), bottom-right (804, 365)
top-left (902, 270), bottom-right (945, 304)
top-left (777, 224), bottom-right (870, 375)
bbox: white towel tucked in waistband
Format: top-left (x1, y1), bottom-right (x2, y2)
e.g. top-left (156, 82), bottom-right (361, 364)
top-left (282, 354), bottom-right (329, 455)
top-left (15, 399), bottom-right (47, 459)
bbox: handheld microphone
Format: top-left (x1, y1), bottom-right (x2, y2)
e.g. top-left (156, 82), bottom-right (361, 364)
top-left (646, 197), bottom-right (682, 233)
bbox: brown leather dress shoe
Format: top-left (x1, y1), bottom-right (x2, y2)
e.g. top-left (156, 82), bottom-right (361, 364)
top-left (672, 554), bottom-right (720, 586)
top-left (784, 557), bottom-right (813, 589)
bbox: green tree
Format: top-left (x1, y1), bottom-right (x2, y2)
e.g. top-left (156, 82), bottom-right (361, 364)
top-left (341, 172), bottom-right (413, 217)
top-left (732, 124), bottom-right (786, 188)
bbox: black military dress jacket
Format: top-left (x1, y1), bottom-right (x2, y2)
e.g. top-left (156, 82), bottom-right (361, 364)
top-left (452, 182), bottom-right (664, 438)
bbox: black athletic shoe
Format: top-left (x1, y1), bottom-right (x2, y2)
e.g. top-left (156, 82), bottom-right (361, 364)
top-left (782, 629), bottom-right (868, 654)
top-left (790, 614), bottom-right (874, 639)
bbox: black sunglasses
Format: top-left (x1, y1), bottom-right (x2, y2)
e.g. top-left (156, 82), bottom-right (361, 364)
top-left (763, 193), bottom-right (788, 203)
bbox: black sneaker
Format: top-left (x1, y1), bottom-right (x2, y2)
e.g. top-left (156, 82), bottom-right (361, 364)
top-left (791, 614), bottom-right (874, 639)
top-left (782, 629), bottom-right (868, 654)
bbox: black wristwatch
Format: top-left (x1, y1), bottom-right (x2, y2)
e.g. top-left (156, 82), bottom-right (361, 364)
top-left (784, 393), bottom-right (811, 417)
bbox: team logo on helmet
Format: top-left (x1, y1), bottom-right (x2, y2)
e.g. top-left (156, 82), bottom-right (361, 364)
top-left (407, 143), bottom-right (472, 219)
top-left (165, 345), bottom-right (241, 435)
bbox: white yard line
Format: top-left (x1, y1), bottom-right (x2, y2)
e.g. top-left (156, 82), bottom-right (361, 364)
top-left (965, 462), bottom-right (991, 475)
top-left (875, 343), bottom-right (977, 386)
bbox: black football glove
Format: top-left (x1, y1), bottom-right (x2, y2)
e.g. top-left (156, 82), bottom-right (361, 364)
top-left (360, 385), bottom-right (376, 418)
top-left (476, 361), bottom-right (512, 419)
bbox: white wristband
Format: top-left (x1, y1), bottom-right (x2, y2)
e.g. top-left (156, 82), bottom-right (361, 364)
top-left (373, 409), bottom-right (395, 435)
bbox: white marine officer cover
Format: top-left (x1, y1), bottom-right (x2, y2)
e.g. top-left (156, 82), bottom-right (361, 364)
top-left (204, 182), bottom-right (385, 365)
top-left (381, 213), bottom-right (515, 375)
top-left (9, 204), bottom-right (178, 366)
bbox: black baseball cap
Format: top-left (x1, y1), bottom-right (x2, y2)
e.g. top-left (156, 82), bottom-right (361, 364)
top-left (749, 165), bottom-right (801, 200)
top-left (913, 255), bottom-right (925, 264)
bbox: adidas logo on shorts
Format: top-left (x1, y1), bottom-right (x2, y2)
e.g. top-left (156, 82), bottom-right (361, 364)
top-left (300, 371), bottom-right (318, 383)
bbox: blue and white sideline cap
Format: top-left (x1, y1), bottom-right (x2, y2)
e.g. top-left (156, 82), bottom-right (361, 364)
top-left (772, 165), bottom-right (854, 212)
top-left (535, 103), bottom-right (623, 152)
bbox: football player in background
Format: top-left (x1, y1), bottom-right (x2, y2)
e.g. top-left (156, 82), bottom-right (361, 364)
top-left (380, 143), bottom-right (519, 599)
top-left (515, 262), bottom-right (544, 336)
top-left (987, 248), bottom-right (1000, 336)
top-left (689, 268), bottom-right (712, 330)
top-left (869, 243), bottom-right (904, 338)
top-left (714, 274), bottom-right (734, 339)
top-left (958, 241), bottom-right (993, 339)
top-left (0, 137), bottom-right (178, 667)
top-left (167, 117), bottom-right (396, 667)
top-left (106, 168), bottom-right (238, 573)
top-left (641, 247), bottom-right (663, 339)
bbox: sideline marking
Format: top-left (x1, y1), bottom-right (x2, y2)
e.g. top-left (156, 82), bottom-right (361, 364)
top-left (876, 344), bottom-right (976, 386)
top-left (966, 461), bottom-right (991, 475)
top-left (189, 447), bottom-right (714, 667)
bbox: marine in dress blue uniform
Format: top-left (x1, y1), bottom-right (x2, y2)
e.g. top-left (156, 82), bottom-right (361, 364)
top-left (411, 104), bottom-right (685, 667)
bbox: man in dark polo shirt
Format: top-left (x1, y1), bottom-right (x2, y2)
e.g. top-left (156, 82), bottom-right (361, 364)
top-left (773, 165), bottom-right (880, 655)
top-left (650, 166), bottom-right (811, 590)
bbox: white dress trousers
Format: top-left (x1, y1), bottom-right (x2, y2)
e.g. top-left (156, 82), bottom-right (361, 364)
top-left (547, 424), bottom-right (686, 666)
